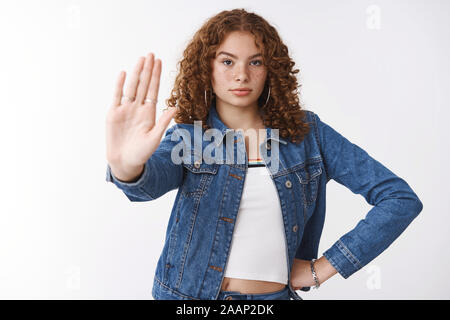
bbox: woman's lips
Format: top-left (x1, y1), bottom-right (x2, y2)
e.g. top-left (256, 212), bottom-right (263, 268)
top-left (231, 89), bottom-right (252, 96)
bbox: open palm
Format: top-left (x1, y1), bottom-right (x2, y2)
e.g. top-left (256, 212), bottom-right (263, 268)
top-left (105, 53), bottom-right (177, 173)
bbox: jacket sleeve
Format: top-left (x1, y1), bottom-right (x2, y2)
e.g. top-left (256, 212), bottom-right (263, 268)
top-left (105, 124), bottom-right (184, 202)
top-left (313, 112), bottom-right (423, 279)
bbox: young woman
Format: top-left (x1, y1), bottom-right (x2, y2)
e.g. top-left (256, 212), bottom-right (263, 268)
top-left (105, 9), bottom-right (423, 300)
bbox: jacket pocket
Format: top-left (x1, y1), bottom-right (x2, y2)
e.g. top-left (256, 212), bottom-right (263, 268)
top-left (294, 161), bottom-right (322, 206)
top-left (181, 160), bottom-right (219, 196)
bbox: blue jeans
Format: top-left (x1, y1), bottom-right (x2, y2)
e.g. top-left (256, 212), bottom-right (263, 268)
top-left (217, 285), bottom-right (302, 300)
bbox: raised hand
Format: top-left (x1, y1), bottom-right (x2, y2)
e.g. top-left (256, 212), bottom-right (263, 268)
top-left (105, 53), bottom-right (177, 181)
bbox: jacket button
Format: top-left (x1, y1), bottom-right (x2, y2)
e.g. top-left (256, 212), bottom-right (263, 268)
top-left (194, 160), bottom-right (201, 169)
top-left (225, 296), bottom-right (233, 300)
top-left (293, 225), bottom-right (298, 232)
top-left (285, 180), bottom-right (292, 188)
top-left (266, 141), bottom-right (271, 150)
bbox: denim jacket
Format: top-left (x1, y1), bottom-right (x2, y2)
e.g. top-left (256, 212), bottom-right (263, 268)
top-left (105, 102), bottom-right (423, 300)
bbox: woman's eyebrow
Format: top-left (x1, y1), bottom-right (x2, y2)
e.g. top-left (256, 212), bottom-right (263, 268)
top-left (217, 51), bottom-right (262, 59)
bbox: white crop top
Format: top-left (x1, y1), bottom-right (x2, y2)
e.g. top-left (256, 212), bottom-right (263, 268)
top-left (223, 159), bottom-right (288, 284)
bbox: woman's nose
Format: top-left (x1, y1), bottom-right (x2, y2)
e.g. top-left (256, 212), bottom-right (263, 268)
top-left (234, 64), bottom-right (249, 82)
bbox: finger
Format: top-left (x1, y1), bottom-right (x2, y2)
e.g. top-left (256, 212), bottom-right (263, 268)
top-left (146, 58), bottom-right (162, 101)
top-left (124, 56), bottom-right (145, 102)
top-left (112, 71), bottom-right (126, 107)
top-left (135, 53), bottom-right (154, 104)
top-left (152, 107), bottom-right (177, 137)
top-left (144, 58), bottom-right (162, 124)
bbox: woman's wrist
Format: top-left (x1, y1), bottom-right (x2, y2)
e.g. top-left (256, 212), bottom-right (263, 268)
top-left (290, 257), bottom-right (339, 290)
top-left (313, 256), bottom-right (338, 286)
top-left (310, 259), bottom-right (320, 288)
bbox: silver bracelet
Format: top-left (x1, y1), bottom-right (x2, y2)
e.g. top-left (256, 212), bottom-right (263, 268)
top-left (310, 258), bottom-right (320, 289)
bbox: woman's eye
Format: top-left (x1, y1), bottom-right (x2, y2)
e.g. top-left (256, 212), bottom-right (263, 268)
top-left (221, 59), bottom-right (263, 66)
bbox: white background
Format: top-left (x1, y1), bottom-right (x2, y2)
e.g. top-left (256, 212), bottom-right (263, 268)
top-left (0, 0), bottom-right (448, 299)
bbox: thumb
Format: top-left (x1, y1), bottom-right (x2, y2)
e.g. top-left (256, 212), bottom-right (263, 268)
top-left (154, 107), bottom-right (177, 136)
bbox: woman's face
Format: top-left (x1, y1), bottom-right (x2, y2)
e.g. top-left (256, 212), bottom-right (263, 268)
top-left (210, 30), bottom-right (268, 110)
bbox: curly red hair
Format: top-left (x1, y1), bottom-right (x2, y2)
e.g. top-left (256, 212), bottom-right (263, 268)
top-left (166, 8), bottom-right (310, 144)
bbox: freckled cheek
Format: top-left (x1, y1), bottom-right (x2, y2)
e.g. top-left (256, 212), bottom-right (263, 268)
top-left (219, 69), bottom-right (234, 82)
top-left (254, 71), bottom-right (267, 88)
top-left (254, 73), bottom-right (264, 81)
top-left (213, 69), bottom-right (234, 88)
top-left (211, 71), bottom-right (223, 87)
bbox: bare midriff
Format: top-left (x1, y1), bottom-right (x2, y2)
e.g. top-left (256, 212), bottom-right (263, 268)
top-left (220, 277), bottom-right (286, 294)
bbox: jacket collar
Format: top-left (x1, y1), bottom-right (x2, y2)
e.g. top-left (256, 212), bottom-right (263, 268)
top-left (206, 99), bottom-right (288, 147)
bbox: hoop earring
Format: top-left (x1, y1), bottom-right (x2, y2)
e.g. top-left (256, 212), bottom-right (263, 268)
top-left (263, 86), bottom-right (271, 107)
